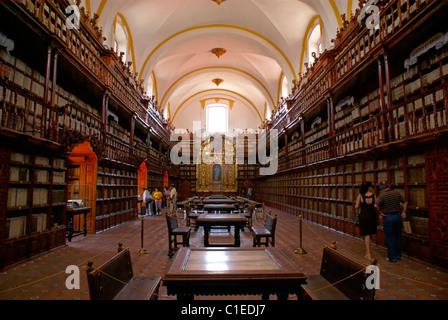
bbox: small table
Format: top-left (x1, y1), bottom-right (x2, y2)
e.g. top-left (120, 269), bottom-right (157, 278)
top-left (163, 247), bottom-right (307, 300)
top-left (66, 206), bottom-right (91, 242)
top-left (196, 214), bottom-right (247, 247)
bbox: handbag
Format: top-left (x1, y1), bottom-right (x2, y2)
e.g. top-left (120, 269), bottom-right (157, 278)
top-left (354, 207), bottom-right (360, 227)
top-left (354, 214), bottom-right (360, 227)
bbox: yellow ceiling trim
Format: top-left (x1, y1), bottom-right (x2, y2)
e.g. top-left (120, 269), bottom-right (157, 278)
top-left (347, 0), bottom-right (354, 18)
top-left (160, 66), bottom-right (275, 108)
top-left (299, 15), bottom-right (322, 74)
top-left (328, 0), bottom-right (343, 29)
top-left (263, 101), bottom-right (267, 120)
top-left (138, 24), bottom-right (297, 83)
top-left (85, 0), bottom-right (91, 18)
top-left (172, 89), bottom-right (263, 123)
top-left (113, 12), bottom-right (136, 74)
top-left (96, 0), bottom-right (107, 21)
top-left (276, 71), bottom-right (284, 108)
top-left (151, 70), bottom-right (159, 107)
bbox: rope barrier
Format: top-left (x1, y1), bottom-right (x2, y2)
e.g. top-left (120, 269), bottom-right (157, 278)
top-left (1, 210), bottom-right (447, 300)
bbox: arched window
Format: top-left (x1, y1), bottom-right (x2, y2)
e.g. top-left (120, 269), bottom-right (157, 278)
top-left (281, 76), bottom-right (289, 99)
top-left (308, 24), bottom-right (322, 64)
top-left (114, 17), bottom-right (128, 63)
top-left (207, 104), bottom-right (228, 133)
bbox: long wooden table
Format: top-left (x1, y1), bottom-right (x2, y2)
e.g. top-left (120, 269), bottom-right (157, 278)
top-left (196, 214), bottom-right (247, 247)
top-left (162, 247), bottom-right (307, 300)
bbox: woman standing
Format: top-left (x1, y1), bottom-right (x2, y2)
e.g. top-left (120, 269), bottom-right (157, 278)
top-left (355, 182), bottom-right (377, 260)
top-left (153, 188), bottom-right (163, 216)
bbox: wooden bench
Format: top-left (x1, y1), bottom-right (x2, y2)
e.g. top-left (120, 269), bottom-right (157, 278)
top-left (302, 246), bottom-right (376, 300)
top-left (250, 213), bottom-right (277, 247)
top-left (86, 243), bottom-right (162, 300)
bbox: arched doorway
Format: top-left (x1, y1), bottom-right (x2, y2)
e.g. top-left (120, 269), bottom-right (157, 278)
top-left (137, 160), bottom-right (148, 213)
top-left (67, 141), bottom-right (98, 234)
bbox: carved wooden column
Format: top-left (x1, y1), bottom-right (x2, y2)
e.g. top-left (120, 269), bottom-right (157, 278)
top-left (377, 56), bottom-right (390, 143)
top-left (130, 114), bottom-right (136, 157)
top-left (43, 46), bottom-right (52, 104)
top-left (50, 50), bottom-right (59, 141)
top-left (383, 53), bottom-right (400, 139)
top-left (327, 95), bottom-right (335, 158)
top-left (299, 117), bottom-right (305, 165)
top-left (101, 92), bottom-right (109, 137)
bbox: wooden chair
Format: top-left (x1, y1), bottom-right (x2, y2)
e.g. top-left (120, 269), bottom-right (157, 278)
top-left (251, 213), bottom-right (277, 247)
top-left (243, 204), bottom-right (255, 230)
top-left (166, 213), bottom-right (191, 258)
top-left (86, 243), bottom-right (161, 300)
top-left (185, 204), bottom-right (199, 231)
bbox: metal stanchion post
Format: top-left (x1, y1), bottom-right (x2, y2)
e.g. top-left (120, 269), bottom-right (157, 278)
top-left (294, 215), bottom-right (307, 255)
top-left (136, 215), bottom-right (148, 254)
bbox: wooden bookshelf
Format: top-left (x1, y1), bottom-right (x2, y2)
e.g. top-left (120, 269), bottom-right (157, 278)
top-left (1, 149), bottom-right (67, 269)
top-left (95, 162), bottom-right (138, 232)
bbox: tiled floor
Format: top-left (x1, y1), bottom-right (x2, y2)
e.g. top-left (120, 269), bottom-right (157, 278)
top-left (1, 207), bottom-right (447, 300)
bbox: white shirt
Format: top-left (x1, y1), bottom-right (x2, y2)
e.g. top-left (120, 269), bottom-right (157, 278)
top-left (143, 190), bottom-right (152, 203)
top-left (170, 188), bottom-right (177, 199)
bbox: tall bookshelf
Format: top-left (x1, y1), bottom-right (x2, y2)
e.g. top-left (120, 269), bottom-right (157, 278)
top-left (1, 149), bottom-right (67, 269)
top-left (95, 163), bottom-right (138, 232)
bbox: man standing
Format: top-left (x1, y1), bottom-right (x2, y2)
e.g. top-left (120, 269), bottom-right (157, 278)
top-left (247, 186), bottom-right (253, 200)
top-left (170, 184), bottom-right (177, 213)
top-left (375, 181), bottom-right (408, 262)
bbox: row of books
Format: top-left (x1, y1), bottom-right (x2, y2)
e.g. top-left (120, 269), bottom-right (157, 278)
top-left (5, 213), bottom-right (48, 239)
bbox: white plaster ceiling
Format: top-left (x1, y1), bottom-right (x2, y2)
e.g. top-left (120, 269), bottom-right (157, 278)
top-left (86, 0), bottom-right (350, 130)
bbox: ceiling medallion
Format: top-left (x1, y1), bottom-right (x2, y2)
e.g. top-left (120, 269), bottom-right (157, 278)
top-left (212, 78), bottom-right (224, 87)
top-left (210, 48), bottom-right (227, 59)
top-left (212, 0), bottom-right (227, 5)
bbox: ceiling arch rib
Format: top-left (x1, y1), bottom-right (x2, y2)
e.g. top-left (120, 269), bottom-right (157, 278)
top-left (172, 89), bottom-right (263, 128)
top-left (137, 24), bottom-right (298, 85)
top-left (167, 73), bottom-right (267, 122)
top-left (160, 67), bottom-right (276, 110)
top-left (88, 0), bottom-right (352, 132)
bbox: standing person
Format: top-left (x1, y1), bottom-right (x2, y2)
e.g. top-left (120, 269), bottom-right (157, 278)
top-left (165, 187), bottom-right (171, 209)
top-left (247, 186), bottom-right (253, 200)
top-left (355, 182), bottom-right (377, 260)
top-left (170, 184), bottom-right (177, 213)
top-left (375, 181), bottom-right (408, 262)
top-left (153, 188), bottom-right (163, 216)
top-left (142, 187), bottom-right (152, 216)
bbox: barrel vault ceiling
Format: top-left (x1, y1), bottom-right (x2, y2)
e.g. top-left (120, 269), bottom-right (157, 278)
top-left (83, 0), bottom-right (356, 131)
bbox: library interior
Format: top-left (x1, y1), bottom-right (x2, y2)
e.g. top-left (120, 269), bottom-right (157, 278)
top-left (0, 0), bottom-right (447, 302)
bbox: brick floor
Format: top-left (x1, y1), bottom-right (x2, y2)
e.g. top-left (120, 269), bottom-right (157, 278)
top-left (1, 207), bottom-right (447, 301)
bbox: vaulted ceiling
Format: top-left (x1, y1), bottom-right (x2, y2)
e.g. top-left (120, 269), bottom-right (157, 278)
top-left (83, 0), bottom-right (356, 131)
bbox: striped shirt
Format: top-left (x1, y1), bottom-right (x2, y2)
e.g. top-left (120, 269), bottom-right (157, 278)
top-left (375, 189), bottom-right (407, 214)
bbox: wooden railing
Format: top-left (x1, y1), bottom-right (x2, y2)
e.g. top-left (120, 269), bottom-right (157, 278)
top-left (268, 0), bottom-right (444, 168)
top-left (11, 0), bottom-right (172, 146)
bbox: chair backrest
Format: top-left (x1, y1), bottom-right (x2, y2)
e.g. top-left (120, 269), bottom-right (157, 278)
top-left (320, 246), bottom-right (371, 300)
top-left (264, 213), bottom-right (277, 234)
top-left (166, 213), bottom-right (178, 233)
top-left (86, 249), bottom-right (133, 300)
top-left (185, 204), bottom-right (191, 217)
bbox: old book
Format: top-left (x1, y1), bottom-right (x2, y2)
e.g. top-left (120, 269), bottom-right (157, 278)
top-left (35, 169), bottom-right (49, 183)
top-left (35, 156), bottom-right (50, 166)
top-left (6, 216), bottom-right (27, 239)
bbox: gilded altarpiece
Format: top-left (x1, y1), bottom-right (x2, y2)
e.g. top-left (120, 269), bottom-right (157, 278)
top-left (196, 137), bottom-right (238, 193)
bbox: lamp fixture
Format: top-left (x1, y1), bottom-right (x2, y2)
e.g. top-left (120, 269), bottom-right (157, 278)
top-left (212, 0), bottom-right (227, 5)
top-left (210, 48), bottom-right (227, 59)
top-left (212, 79), bottom-right (224, 87)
